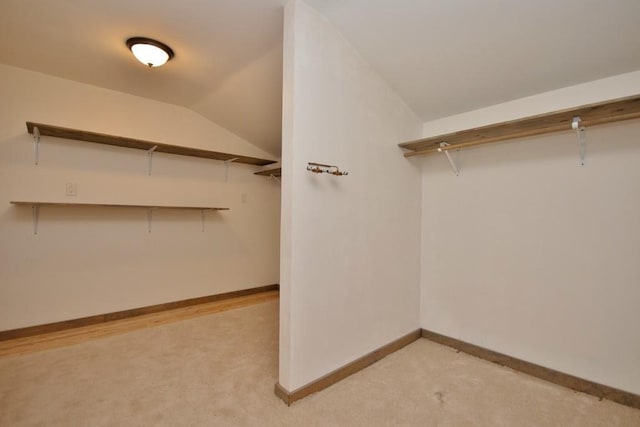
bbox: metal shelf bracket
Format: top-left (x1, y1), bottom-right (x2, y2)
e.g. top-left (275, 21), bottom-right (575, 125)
top-left (268, 174), bottom-right (281, 184)
top-left (437, 142), bottom-right (460, 176)
top-left (147, 145), bottom-right (158, 175)
top-left (32, 203), bottom-right (39, 235)
top-left (572, 117), bottom-right (586, 166)
top-left (224, 158), bottom-right (239, 183)
top-left (147, 208), bottom-right (153, 233)
top-left (33, 126), bottom-right (41, 165)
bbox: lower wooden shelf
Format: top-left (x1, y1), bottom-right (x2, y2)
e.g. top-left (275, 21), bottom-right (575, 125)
top-left (10, 201), bottom-right (229, 234)
top-left (10, 201), bottom-right (228, 210)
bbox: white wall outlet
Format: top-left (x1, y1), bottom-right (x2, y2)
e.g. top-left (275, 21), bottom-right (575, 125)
top-left (65, 182), bottom-right (78, 196)
top-left (241, 193), bottom-right (248, 203)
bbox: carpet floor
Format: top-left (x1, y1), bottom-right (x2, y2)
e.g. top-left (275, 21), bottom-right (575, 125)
top-left (1, 299), bottom-right (638, 426)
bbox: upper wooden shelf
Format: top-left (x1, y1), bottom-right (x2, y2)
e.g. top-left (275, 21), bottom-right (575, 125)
top-left (26, 122), bottom-right (277, 166)
top-left (10, 201), bottom-right (229, 210)
top-left (254, 167), bottom-right (281, 177)
top-left (399, 95), bottom-right (640, 158)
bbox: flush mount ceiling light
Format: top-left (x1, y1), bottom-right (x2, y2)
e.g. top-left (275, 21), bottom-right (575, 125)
top-left (126, 37), bottom-right (174, 68)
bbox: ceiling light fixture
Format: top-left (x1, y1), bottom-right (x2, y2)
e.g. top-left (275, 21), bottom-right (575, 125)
top-left (126, 37), bottom-right (174, 68)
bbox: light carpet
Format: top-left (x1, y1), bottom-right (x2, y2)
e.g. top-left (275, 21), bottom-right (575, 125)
top-left (1, 300), bottom-right (638, 426)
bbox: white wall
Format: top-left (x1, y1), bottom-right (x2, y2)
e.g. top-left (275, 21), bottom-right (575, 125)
top-left (279, 1), bottom-right (423, 391)
top-left (0, 64), bottom-right (280, 330)
top-left (420, 72), bottom-right (640, 394)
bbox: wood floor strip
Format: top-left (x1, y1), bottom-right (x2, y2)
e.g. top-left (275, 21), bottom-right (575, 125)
top-left (0, 291), bottom-right (279, 358)
top-left (275, 329), bottom-right (421, 405)
top-left (421, 329), bottom-right (640, 410)
top-left (0, 284), bottom-right (279, 342)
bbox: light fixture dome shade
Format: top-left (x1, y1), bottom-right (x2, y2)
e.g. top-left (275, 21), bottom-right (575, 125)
top-left (126, 37), bottom-right (174, 67)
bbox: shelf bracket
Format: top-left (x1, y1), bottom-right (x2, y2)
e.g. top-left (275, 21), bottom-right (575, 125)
top-left (147, 145), bottom-right (158, 176)
top-left (437, 143), bottom-right (460, 176)
top-left (224, 158), bottom-right (238, 183)
top-left (32, 203), bottom-right (39, 235)
top-left (33, 126), bottom-right (41, 165)
top-left (201, 209), bottom-right (206, 232)
top-left (147, 208), bottom-right (153, 233)
top-left (572, 117), bottom-right (586, 166)
top-left (268, 174), bottom-right (281, 184)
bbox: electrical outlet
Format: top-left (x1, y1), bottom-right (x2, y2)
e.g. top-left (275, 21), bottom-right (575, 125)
top-left (65, 182), bottom-right (78, 197)
top-left (241, 193), bottom-right (248, 203)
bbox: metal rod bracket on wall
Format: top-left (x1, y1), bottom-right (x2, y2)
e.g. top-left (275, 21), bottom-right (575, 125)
top-left (33, 126), bottom-right (41, 165)
top-left (147, 145), bottom-right (158, 175)
top-left (437, 142), bottom-right (460, 176)
top-left (572, 117), bottom-right (586, 166)
top-left (306, 162), bottom-right (348, 176)
top-left (224, 158), bottom-right (239, 183)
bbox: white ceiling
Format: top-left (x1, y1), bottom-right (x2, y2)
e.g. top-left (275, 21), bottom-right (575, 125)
top-left (1, 0), bottom-right (639, 156)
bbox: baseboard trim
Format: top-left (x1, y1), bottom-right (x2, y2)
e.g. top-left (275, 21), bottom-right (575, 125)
top-left (421, 329), bottom-right (640, 410)
top-left (275, 329), bottom-right (421, 405)
top-left (0, 284), bottom-right (279, 342)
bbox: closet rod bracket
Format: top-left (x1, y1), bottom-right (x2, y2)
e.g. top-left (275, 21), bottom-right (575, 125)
top-left (33, 126), bottom-right (41, 165)
top-left (572, 117), bottom-right (586, 166)
top-left (437, 142), bottom-right (460, 176)
top-left (147, 145), bottom-right (158, 175)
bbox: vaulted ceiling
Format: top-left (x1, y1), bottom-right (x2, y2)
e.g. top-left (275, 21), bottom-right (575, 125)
top-left (1, 0), bottom-right (639, 157)
top-left (307, 0), bottom-right (640, 122)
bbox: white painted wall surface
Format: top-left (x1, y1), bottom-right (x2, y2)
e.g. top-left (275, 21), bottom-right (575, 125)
top-left (0, 64), bottom-right (280, 330)
top-left (279, 1), bottom-right (423, 391)
top-left (420, 74), bottom-right (640, 393)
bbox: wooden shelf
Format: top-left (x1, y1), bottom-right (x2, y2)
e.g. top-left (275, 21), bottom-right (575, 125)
top-left (10, 201), bottom-right (228, 210)
top-left (10, 201), bottom-right (229, 234)
top-left (26, 122), bottom-right (277, 166)
top-left (254, 167), bottom-right (281, 177)
top-left (399, 95), bottom-right (640, 158)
